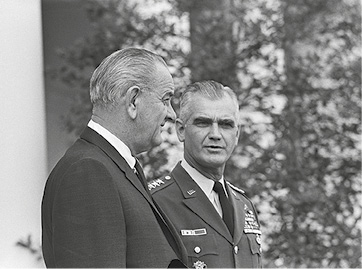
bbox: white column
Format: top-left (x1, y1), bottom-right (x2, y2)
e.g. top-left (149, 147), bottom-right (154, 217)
top-left (0, 0), bottom-right (46, 267)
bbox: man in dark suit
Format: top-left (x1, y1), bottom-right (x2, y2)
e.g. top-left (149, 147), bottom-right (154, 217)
top-left (151, 81), bottom-right (262, 268)
top-left (41, 48), bottom-right (187, 268)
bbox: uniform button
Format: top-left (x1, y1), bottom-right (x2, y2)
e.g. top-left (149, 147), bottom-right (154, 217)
top-left (194, 246), bottom-right (201, 254)
top-left (234, 246), bottom-right (239, 254)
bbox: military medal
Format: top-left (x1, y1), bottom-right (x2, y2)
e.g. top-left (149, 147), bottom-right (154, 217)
top-left (243, 204), bottom-right (261, 234)
top-left (193, 260), bottom-right (207, 269)
top-left (256, 234), bottom-right (261, 245)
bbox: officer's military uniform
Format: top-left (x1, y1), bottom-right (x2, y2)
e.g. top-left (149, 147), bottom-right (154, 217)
top-left (150, 162), bottom-right (262, 268)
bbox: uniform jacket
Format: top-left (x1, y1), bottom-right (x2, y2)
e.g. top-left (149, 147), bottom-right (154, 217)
top-left (41, 127), bottom-right (187, 268)
top-left (151, 162), bottom-right (262, 268)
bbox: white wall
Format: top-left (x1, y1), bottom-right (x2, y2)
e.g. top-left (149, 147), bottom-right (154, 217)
top-left (0, 0), bottom-right (46, 267)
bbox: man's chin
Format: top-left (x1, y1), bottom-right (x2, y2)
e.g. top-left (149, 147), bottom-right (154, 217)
top-left (203, 156), bottom-right (228, 167)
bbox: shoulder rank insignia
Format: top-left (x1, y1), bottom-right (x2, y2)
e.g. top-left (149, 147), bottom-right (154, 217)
top-left (148, 178), bottom-right (166, 191)
top-left (148, 175), bottom-right (173, 192)
top-left (226, 182), bottom-right (245, 194)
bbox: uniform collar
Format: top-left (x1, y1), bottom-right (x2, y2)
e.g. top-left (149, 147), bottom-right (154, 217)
top-left (180, 158), bottom-right (227, 198)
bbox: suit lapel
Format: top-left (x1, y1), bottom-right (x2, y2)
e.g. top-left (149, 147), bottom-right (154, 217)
top-left (172, 163), bottom-right (233, 243)
top-left (80, 127), bottom-right (153, 204)
top-left (227, 184), bottom-right (246, 245)
top-left (80, 127), bottom-right (187, 264)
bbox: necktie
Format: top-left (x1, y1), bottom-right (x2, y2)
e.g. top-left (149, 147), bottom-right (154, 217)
top-left (133, 159), bottom-right (148, 190)
top-left (213, 181), bottom-right (234, 235)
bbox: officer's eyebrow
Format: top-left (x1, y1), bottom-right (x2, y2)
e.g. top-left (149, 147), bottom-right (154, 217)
top-left (218, 119), bottom-right (236, 127)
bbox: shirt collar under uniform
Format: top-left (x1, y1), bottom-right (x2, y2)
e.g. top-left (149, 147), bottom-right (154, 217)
top-left (87, 120), bottom-right (136, 169)
top-left (180, 158), bottom-right (227, 197)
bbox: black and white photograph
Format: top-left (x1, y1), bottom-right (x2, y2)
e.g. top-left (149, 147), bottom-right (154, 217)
top-left (0, 0), bottom-right (361, 268)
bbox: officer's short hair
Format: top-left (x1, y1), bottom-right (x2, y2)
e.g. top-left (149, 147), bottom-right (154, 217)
top-left (179, 80), bottom-right (239, 123)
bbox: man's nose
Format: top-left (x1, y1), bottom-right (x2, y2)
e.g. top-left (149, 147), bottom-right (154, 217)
top-left (209, 123), bottom-right (222, 139)
top-left (165, 103), bottom-right (176, 123)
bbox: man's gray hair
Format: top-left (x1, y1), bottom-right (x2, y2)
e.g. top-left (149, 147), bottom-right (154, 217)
top-left (90, 48), bottom-right (167, 109)
top-left (179, 80), bottom-right (239, 122)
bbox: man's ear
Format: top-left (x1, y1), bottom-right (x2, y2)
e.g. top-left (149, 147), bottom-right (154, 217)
top-left (125, 86), bottom-right (141, 119)
top-left (175, 118), bottom-right (185, 142)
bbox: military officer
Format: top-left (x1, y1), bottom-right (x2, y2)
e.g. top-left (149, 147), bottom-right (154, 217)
top-left (151, 80), bottom-right (262, 268)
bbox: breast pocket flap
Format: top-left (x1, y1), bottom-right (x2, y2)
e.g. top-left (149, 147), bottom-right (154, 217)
top-left (183, 234), bottom-right (218, 258)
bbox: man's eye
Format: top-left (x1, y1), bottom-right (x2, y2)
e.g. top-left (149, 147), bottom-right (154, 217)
top-left (219, 121), bottom-right (235, 129)
top-left (162, 98), bottom-right (171, 105)
top-left (193, 120), bottom-right (211, 128)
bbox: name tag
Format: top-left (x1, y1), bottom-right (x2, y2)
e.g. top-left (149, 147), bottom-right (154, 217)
top-left (181, 228), bottom-right (207, 236)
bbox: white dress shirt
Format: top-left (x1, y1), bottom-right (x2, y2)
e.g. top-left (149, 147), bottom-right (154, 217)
top-left (87, 120), bottom-right (136, 170)
top-left (181, 159), bottom-right (228, 217)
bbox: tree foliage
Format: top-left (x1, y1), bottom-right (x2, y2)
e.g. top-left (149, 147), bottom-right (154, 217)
top-left (52, 0), bottom-right (361, 267)
top-left (232, 0), bottom-right (361, 267)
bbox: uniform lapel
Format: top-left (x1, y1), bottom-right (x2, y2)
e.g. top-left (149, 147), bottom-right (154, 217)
top-left (172, 163), bottom-right (233, 243)
top-left (227, 183), bottom-right (246, 245)
top-left (80, 127), bottom-right (153, 204)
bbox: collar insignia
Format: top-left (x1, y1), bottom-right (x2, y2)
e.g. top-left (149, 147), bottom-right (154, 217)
top-left (187, 189), bottom-right (196, 195)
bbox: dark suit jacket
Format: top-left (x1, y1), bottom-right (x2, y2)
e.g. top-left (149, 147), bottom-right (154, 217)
top-left (151, 162), bottom-right (262, 268)
top-left (41, 127), bottom-right (187, 268)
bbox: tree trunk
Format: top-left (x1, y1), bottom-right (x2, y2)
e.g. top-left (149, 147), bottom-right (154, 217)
top-left (177, 0), bottom-right (240, 89)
